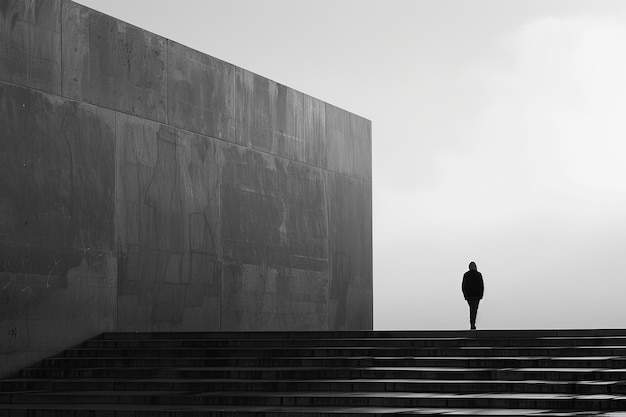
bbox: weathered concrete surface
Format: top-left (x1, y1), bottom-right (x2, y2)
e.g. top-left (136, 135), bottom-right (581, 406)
top-left (0, 81), bottom-right (117, 376)
top-left (222, 263), bottom-right (329, 331)
top-left (116, 113), bottom-right (221, 331)
top-left (236, 69), bottom-right (327, 165)
top-left (221, 144), bottom-right (328, 269)
top-left (0, 0), bottom-right (62, 95)
top-left (62, 1), bottom-right (167, 122)
top-left (326, 104), bottom-right (372, 182)
top-left (327, 172), bottom-right (373, 330)
top-left (0, 0), bottom-right (372, 376)
top-left (220, 144), bottom-right (329, 330)
top-left (168, 41), bottom-right (235, 141)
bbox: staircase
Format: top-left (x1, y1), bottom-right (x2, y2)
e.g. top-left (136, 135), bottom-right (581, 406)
top-left (2, 329), bottom-right (626, 416)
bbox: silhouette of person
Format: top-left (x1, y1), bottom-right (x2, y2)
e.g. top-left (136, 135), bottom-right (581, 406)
top-left (462, 261), bottom-right (484, 330)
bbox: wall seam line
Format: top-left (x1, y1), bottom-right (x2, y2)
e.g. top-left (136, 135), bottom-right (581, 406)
top-left (324, 108), bottom-right (332, 331)
top-left (165, 40), bottom-right (169, 126)
top-left (114, 110), bottom-right (119, 332)
top-left (59, 0), bottom-right (64, 98)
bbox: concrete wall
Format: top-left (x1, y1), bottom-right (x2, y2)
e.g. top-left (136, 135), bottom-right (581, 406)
top-left (0, 0), bottom-right (372, 377)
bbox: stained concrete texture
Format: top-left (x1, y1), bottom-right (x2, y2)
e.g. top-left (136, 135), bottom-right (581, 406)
top-left (0, 82), bottom-right (117, 377)
top-left (116, 113), bottom-right (221, 332)
top-left (221, 263), bottom-right (329, 331)
top-left (62, 1), bottom-right (167, 122)
top-left (326, 104), bottom-right (372, 182)
top-left (0, 0), bottom-right (62, 95)
top-left (220, 144), bottom-right (328, 271)
top-left (327, 172), bottom-right (373, 330)
top-left (1, 0), bottom-right (372, 376)
top-left (220, 144), bottom-right (330, 330)
top-left (168, 41), bottom-right (235, 141)
top-left (236, 69), bottom-right (327, 166)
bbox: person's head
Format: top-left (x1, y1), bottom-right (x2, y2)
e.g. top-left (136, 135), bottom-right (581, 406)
top-left (469, 261), bottom-right (477, 271)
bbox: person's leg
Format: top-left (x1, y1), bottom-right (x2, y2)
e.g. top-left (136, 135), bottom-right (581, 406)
top-left (468, 298), bottom-right (480, 329)
top-left (466, 299), bottom-right (474, 329)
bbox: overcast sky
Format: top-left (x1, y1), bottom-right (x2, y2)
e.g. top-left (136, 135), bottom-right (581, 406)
top-left (75, 0), bottom-right (626, 330)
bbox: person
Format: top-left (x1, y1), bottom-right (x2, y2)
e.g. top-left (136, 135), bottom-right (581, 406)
top-left (462, 261), bottom-right (484, 330)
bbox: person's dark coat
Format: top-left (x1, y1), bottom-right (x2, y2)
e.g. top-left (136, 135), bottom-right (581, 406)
top-left (462, 270), bottom-right (484, 300)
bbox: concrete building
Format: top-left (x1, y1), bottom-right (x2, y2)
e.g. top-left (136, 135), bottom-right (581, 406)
top-left (0, 0), bottom-right (372, 377)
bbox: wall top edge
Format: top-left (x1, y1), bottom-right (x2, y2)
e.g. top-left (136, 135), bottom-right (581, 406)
top-left (66, 0), bottom-right (371, 123)
top-left (0, 76), bottom-right (372, 184)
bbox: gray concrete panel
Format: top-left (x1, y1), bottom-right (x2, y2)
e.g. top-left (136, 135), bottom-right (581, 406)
top-left (325, 103), bottom-right (372, 182)
top-left (0, 81), bottom-right (116, 376)
top-left (62, 1), bottom-right (167, 122)
top-left (220, 144), bottom-right (330, 330)
top-left (116, 113), bottom-right (221, 331)
top-left (168, 41), bottom-right (235, 141)
top-left (221, 263), bottom-right (329, 331)
top-left (0, 0), bottom-right (62, 95)
top-left (326, 172), bottom-right (373, 330)
top-left (221, 143), bottom-right (328, 271)
top-left (236, 69), bottom-right (326, 165)
top-left (0, 81), bottom-right (116, 262)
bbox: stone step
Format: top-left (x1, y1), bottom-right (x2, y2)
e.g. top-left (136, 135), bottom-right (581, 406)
top-left (0, 403), bottom-right (601, 417)
top-left (16, 366), bottom-right (626, 382)
top-left (4, 390), bottom-right (626, 410)
top-left (40, 355), bottom-right (626, 369)
top-left (16, 366), bottom-right (497, 380)
top-left (100, 329), bottom-right (626, 339)
top-left (1, 377), bottom-right (622, 395)
top-left (4, 330), bottom-right (626, 415)
top-left (81, 336), bottom-right (626, 349)
top-left (59, 346), bottom-right (626, 358)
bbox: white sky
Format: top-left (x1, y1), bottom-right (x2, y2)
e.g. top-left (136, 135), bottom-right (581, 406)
top-left (75, 0), bottom-right (626, 330)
